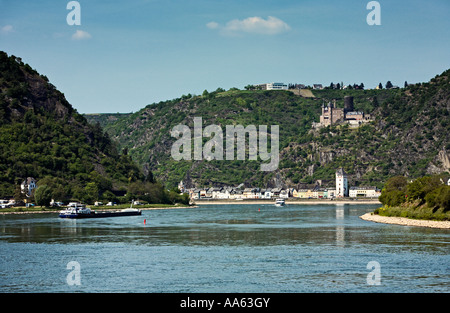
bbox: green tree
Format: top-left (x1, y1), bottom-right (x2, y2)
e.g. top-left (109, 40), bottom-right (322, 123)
top-left (102, 190), bottom-right (117, 203)
top-left (385, 176), bottom-right (407, 192)
top-left (379, 176), bottom-right (407, 206)
top-left (380, 189), bottom-right (405, 207)
top-left (84, 182), bottom-right (99, 204)
top-left (406, 175), bottom-right (441, 203)
top-left (425, 185), bottom-right (450, 211)
top-left (145, 170), bottom-right (155, 183)
top-left (37, 176), bottom-right (68, 202)
top-left (14, 185), bottom-right (25, 202)
top-left (34, 185), bottom-right (52, 207)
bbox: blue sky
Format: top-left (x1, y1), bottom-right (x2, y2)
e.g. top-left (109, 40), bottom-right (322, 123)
top-left (1, 0), bottom-right (449, 113)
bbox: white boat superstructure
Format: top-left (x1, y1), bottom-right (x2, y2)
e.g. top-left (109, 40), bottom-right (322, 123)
top-left (59, 201), bottom-right (142, 219)
top-left (275, 198), bottom-right (285, 207)
top-left (120, 208), bottom-right (141, 213)
top-left (60, 202), bottom-right (91, 215)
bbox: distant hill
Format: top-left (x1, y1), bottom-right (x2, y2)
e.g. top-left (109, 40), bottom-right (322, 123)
top-left (83, 113), bottom-right (132, 129)
top-left (84, 70), bottom-right (450, 189)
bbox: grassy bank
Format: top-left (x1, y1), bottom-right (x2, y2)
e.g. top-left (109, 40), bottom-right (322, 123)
top-left (0, 206), bottom-right (59, 214)
top-left (374, 203), bottom-right (450, 221)
top-left (0, 203), bottom-right (189, 214)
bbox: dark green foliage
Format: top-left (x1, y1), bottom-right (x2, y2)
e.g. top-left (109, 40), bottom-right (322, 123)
top-left (127, 181), bottom-right (189, 205)
top-left (0, 51), bottom-right (181, 205)
top-left (379, 174), bottom-right (450, 212)
top-left (379, 189), bottom-right (406, 207)
top-left (425, 185), bottom-right (450, 211)
top-left (34, 185), bottom-right (52, 207)
top-left (406, 176), bottom-right (442, 204)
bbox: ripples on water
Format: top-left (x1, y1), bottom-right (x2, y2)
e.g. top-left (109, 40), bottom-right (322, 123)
top-left (0, 204), bottom-right (449, 292)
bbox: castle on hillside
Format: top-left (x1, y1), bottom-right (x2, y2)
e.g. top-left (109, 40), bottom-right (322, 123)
top-left (313, 96), bottom-right (372, 128)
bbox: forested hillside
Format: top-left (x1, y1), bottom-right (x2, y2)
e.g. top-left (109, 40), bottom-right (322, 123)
top-left (0, 51), bottom-right (187, 205)
top-left (86, 70), bottom-right (449, 189)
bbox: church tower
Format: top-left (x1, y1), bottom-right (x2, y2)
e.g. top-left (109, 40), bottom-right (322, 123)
top-left (336, 168), bottom-right (348, 197)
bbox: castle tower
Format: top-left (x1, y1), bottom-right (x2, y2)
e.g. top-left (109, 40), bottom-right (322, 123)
top-left (336, 168), bottom-right (348, 197)
top-left (344, 96), bottom-right (354, 112)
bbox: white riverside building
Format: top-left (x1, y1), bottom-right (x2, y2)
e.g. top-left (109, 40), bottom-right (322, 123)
top-left (349, 186), bottom-right (381, 198)
top-left (336, 168), bottom-right (348, 197)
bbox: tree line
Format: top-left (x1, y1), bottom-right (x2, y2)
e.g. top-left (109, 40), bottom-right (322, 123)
top-left (379, 174), bottom-right (450, 212)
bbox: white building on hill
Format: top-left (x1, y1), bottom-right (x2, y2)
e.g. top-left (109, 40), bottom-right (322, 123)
top-left (255, 82), bottom-right (288, 90)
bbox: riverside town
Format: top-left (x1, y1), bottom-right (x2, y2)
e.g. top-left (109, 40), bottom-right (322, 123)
top-left (182, 168), bottom-right (381, 201)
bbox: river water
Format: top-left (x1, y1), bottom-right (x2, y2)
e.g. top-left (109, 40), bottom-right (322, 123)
top-left (0, 204), bottom-right (448, 292)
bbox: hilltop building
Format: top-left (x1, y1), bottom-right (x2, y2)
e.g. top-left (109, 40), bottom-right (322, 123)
top-left (336, 168), bottom-right (348, 197)
top-left (254, 82), bottom-right (288, 90)
top-left (313, 96), bottom-right (372, 128)
top-left (313, 84), bottom-right (323, 90)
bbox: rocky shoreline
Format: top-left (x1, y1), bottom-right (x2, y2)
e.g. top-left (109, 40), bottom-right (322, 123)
top-left (360, 212), bottom-right (450, 229)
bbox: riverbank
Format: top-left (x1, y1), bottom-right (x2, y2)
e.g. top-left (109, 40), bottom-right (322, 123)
top-left (195, 199), bottom-right (381, 205)
top-left (0, 204), bottom-right (194, 215)
top-left (360, 212), bottom-right (450, 229)
top-left (0, 199), bottom-right (381, 215)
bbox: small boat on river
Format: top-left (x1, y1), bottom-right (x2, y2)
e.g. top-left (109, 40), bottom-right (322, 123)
top-left (274, 198), bottom-right (285, 207)
top-left (59, 202), bottom-right (141, 219)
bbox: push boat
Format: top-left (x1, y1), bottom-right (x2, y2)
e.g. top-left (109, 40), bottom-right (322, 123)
top-left (275, 198), bottom-right (285, 207)
top-left (59, 202), bottom-right (141, 219)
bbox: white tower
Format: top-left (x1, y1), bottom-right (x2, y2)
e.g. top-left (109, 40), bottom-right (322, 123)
top-left (178, 180), bottom-right (185, 193)
top-left (336, 168), bottom-right (348, 197)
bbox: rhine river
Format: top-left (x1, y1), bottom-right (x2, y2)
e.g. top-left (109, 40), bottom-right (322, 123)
top-left (0, 204), bottom-right (449, 292)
